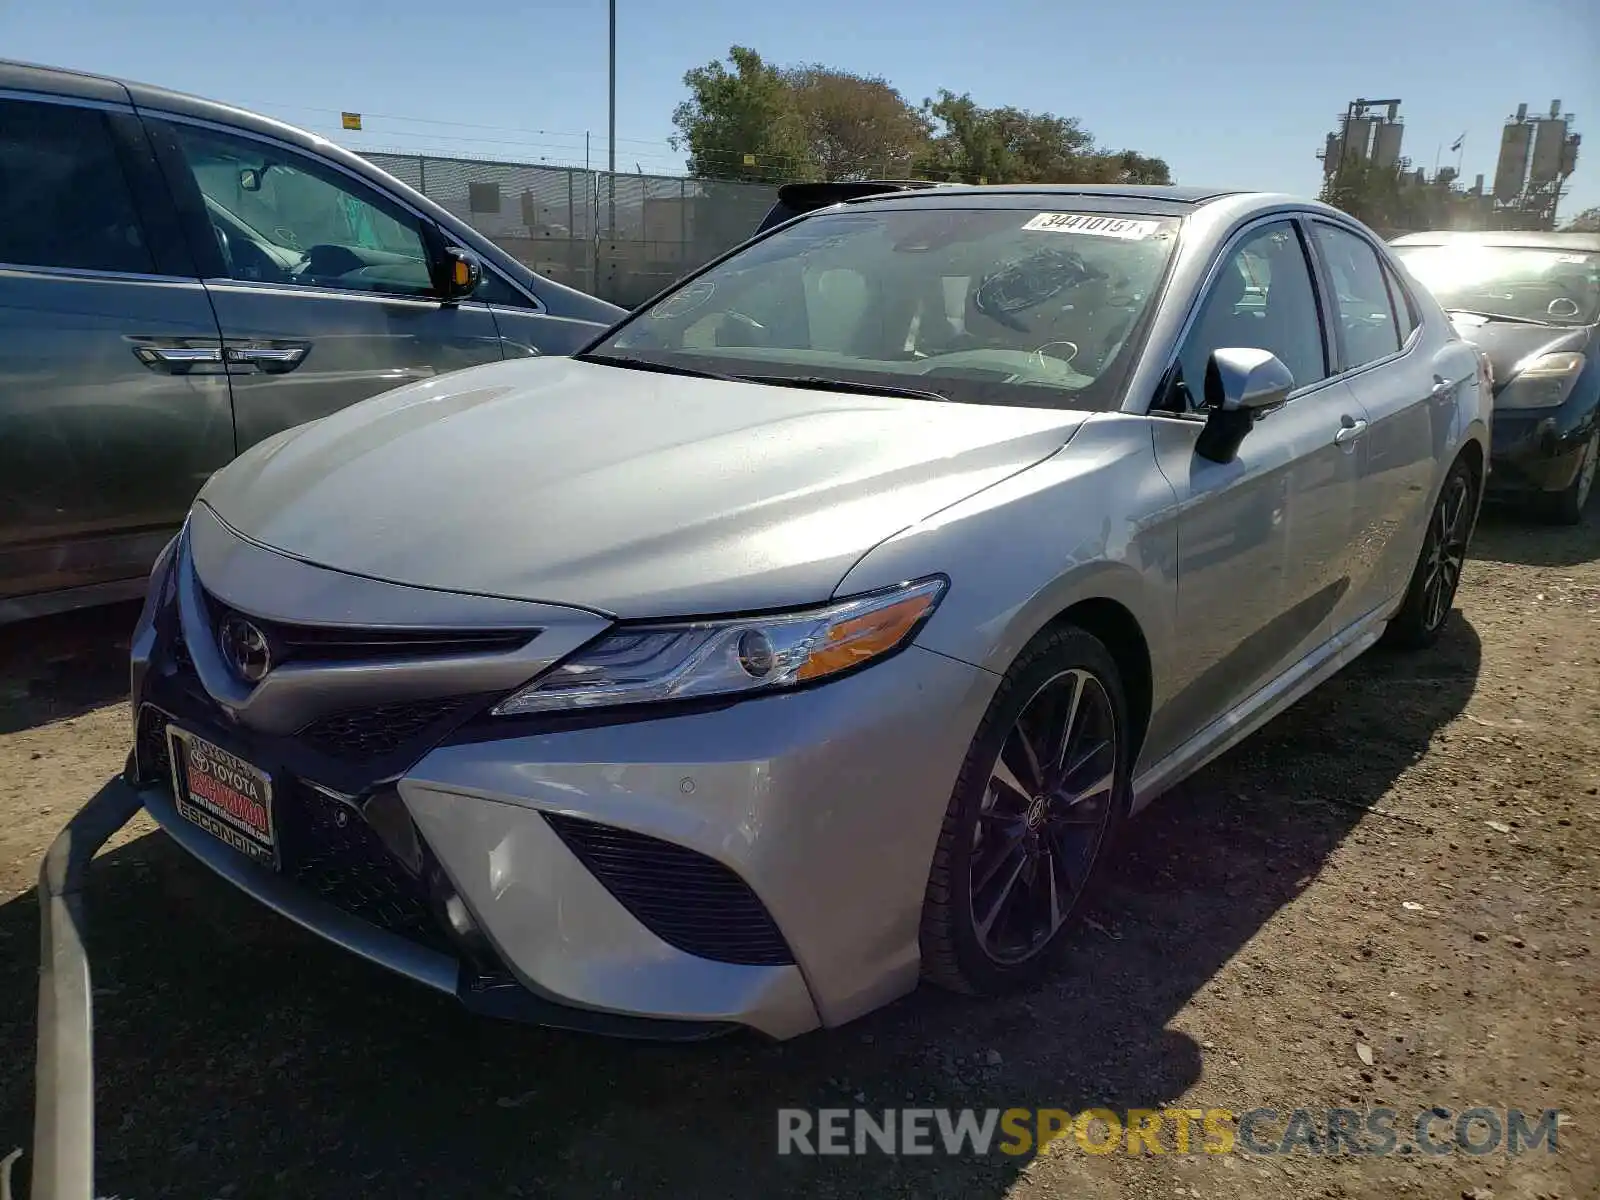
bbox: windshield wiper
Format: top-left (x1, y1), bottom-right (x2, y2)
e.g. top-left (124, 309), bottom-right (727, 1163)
top-left (573, 351), bottom-right (745, 382)
top-left (573, 355), bottom-right (952, 402)
top-left (1445, 308), bottom-right (1551, 326)
top-left (736, 374), bottom-right (951, 403)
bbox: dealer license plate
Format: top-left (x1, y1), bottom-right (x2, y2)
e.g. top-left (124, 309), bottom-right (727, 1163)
top-left (167, 727), bottom-right (278, 867)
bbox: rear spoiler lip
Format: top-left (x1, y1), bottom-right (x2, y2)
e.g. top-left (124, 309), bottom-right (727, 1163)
top-left (755, 180), bottom-right (948, 233)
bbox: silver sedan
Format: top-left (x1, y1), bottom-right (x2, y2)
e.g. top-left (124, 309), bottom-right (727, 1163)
top-left (76, 186), bottom-right (1490, 1049)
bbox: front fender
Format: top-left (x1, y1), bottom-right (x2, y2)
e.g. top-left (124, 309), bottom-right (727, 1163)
top-left (836, 413), bottom-right (1179, 764)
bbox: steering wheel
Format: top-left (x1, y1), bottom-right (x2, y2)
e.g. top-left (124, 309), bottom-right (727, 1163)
top-left (1028, 340), bottom-right (1080, 371)
top-left (211, 223), bottom-right (235, 276)
top-left (910, 346), bottom-right (1083, 385)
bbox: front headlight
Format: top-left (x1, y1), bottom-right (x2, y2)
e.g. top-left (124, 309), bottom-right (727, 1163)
top-left (492, 576), bottom-right (947, 716)
top-left (1497, 352), bottom-right (1587, 410)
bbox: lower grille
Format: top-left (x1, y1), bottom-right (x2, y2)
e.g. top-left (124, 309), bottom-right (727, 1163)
top-left (282, 784), bottom-right (456, 956)
top-left (134, 704), bottom-right (172, 784)
top-left (543, 813), bottom-right (793, 966)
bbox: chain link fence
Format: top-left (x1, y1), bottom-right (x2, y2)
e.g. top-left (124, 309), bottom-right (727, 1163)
top-left (363, 151), bottom-right (778, 308)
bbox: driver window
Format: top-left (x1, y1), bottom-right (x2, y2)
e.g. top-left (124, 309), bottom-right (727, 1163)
top-left (1174, 221), bottom-right (1327, 410)
top-left (168, 124), bottom-right (433, 297)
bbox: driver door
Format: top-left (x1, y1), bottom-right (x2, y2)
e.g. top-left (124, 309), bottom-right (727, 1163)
top-left (147, 118), bottom-right (505, 451)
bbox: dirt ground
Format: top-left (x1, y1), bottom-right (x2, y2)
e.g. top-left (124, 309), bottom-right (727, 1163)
top-left (0, 508), bottom-right (1595, 1200)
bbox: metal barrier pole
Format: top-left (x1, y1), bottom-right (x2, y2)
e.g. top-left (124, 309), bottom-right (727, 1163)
top-left (31, 779), bottom-right (143, 1200)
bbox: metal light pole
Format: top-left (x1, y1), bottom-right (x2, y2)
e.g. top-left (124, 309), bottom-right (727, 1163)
top-left (607, 0), bottom-right (616, 237)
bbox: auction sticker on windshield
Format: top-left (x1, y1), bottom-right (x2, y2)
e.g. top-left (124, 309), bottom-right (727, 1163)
top-left (168, 727), bottom-right (278, 866)
top-left (1023, 213), bottom-right (1161, 239)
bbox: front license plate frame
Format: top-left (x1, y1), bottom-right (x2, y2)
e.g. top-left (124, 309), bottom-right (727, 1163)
top-left (167, 726), bottom-right (279, 868)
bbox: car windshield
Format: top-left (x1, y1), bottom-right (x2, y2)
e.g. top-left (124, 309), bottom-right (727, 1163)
top-left (588, 206), bottom-right (1182, 410)
top-left (1395, 245), bottom-right (1600, 326)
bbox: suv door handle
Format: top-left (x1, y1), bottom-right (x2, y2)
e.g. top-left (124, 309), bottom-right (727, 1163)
top-left (1431, 375), bottom-right (1454, 401)
top-left (131, 344), bottom-right (224, 373)
top-left (1334, 415), bottom-right (1369, 445)
top-left (224, 342), bottom-right (310, 374)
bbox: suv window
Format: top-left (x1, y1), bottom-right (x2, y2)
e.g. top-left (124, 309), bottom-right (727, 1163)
top-left (1175, 220), bottom-right (1327, 409)
top-left (1311, 222), bottom-right (1401, 369)
top-left (167, 123), bottom-right (434, 297)
top-left (0, 98), bottom-right (155, 275)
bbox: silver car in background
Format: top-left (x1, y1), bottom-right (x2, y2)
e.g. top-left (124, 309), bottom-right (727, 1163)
top-left (63, 186), bottom-right (1490, 1058)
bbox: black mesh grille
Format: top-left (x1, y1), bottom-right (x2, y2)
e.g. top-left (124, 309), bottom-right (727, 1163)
top-left (135, 704), bottom-right (172, 784)
top-left (297, 699), bottom-right (466, 761)
top-left (282, 784), bottom-right (455, 955)
top-left (543, 813), bottom-right (793, 966)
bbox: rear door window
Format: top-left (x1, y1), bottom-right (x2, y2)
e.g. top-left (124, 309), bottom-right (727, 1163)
top-left (1310, 222), bottom-right (1402, 369)
top-left (0, 98), bottom-right (155, 275)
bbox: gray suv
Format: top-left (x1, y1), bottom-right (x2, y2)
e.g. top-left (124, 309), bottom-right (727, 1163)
top-left (0, 59), bottom-right (625, 622)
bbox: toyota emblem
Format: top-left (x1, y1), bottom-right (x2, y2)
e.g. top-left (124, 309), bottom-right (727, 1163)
top-left (220, 616), bottom-right (272, 683)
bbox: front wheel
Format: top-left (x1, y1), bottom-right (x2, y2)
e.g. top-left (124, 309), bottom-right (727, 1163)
top-left (1539, 428), bottom-right (1598, 526)
top-left (920, 626), bottom-right (1129, 995)
top-left (1383, 457), bottom-right (1478, 650)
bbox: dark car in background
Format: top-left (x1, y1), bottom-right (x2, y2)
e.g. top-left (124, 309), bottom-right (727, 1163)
top-left (1392, 231), bottom-right (1600, 523)
top-left (0, 59), bottom-right (625, 623)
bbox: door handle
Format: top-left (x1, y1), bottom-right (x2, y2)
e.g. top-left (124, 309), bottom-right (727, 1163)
top-left (1334, 415), bottom-right (1368, 445)
top-left (131, 344), bottom-right (224, 373)
top-left (224, 342), bottom-right (310, 374)
top-left (1430, 375), bottom-right (1454, 401)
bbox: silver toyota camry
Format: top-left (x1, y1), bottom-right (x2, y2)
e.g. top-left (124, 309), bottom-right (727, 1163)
top-left (111, 185), bottom-right (1490, 1042)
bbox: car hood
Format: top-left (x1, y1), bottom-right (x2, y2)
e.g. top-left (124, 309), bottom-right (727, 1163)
top-left (1448, 317), bottom-right (1594, 396)
top-left (199, 357), bottom-right (1088, 617)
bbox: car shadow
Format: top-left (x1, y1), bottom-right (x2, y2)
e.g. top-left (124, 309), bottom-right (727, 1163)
top-left (1472, 501), bottom-right (1600, 568)
top-left (0, 601), bottom-right (141, 735)
top-left (0, 617), bottom-right (1481, 1199)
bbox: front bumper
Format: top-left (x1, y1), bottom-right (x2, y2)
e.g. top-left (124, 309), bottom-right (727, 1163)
top-left (132, 640), bottom-right (994, 1040)
top-left (115, 506), bottom-right (1000, 1047)
top-left (1486, 409), bottom-right (1595, 495)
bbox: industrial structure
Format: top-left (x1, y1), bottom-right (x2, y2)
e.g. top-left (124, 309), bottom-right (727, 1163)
top-left (1318, 98), bottom-right (1407, 177)
top-left (1317, 97), bottom-right (1583, 233)
top-left (1491, 101), bottom-right (1582, 230)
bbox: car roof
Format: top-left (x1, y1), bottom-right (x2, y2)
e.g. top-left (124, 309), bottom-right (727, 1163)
top-left (844, 183), bottom-right (1241, 207)
top-left (1391, 229), bottom-right (1600, 253)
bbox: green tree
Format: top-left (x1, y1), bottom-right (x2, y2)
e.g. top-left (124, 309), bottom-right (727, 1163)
top-left (1078, 149), bottom-right (1174, 186)
top-left (913, 91), bottom-right (1169, 185)
top-left (670, 52), bottom-right (1172, 188)
top-left (915, 90), bottom-right (1098, 183)
top-left (782, 67), bottom-right (930, 181)
top-left (670, 47), bottom-right (815, 183)
top-left (1564, 206), bottom-right (1600, 232)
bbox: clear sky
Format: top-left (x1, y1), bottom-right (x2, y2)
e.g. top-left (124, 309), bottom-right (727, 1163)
top-left (5, 0), bottom-right (1599, 217)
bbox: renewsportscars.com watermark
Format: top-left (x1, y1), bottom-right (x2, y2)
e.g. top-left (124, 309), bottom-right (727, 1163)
top-left (777, 1106), bottom-right (1563, 1157)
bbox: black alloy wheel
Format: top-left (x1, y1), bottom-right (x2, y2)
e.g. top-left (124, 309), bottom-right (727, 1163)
top-left (921, 626), bottom-right (1129, 995)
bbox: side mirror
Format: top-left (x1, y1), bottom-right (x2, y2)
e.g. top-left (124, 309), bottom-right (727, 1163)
top-left (437, 246), bottom-right (482, 305)
top-left (1194, 347), bottom-right (1293, 465)
top-left (238, 167), bottom-right (264, 193)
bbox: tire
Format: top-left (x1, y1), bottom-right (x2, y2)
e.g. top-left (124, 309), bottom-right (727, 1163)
top-left (1538, 428), bottom-right (1597, 526)
top-left (920, 624), bottom-right (1130, 995)
top-left (1383, 456), bottom-right (1479, 651)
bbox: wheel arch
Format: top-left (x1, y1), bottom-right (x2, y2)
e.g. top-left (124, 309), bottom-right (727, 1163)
top-left (1037, 597), bottom-right (1155, 769)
